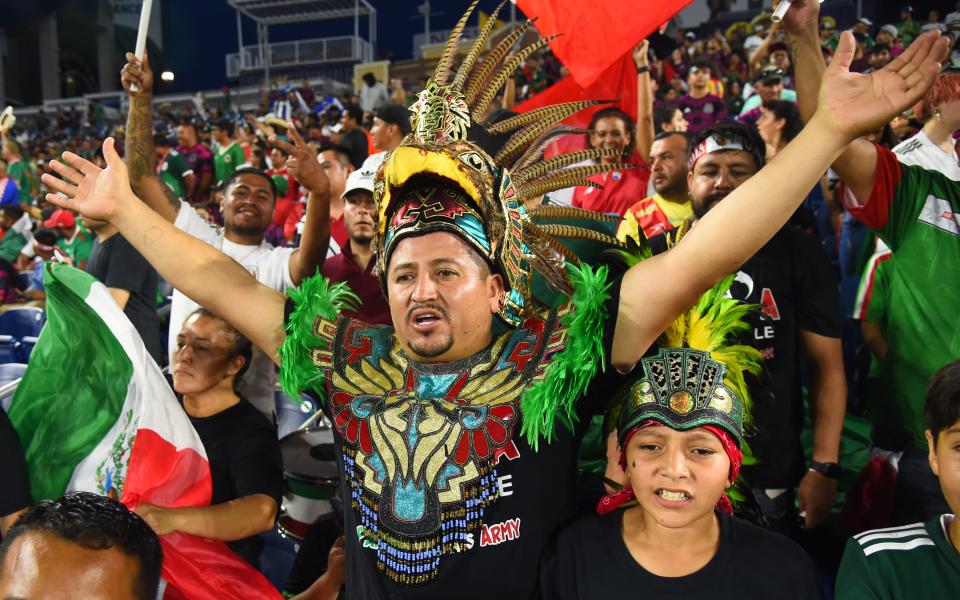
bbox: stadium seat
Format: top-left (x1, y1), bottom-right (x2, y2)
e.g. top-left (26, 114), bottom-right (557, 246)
top-left (258, 527), bottom-right (299, 591)
top-left (0, 307), bottom-right (45, 339)
top-left (0, 362), bottom-right (27, 412)
top-left (0, 335), bottom-right (19, 365)
top-left (16, 336), bottom-right (39, 363)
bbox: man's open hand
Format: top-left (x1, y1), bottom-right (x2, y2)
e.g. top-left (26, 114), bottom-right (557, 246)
top-left (270, 123), bottom-right (330, 196)
top-left (814, 30), bottom-right (948, 143)
top-left (41, 138), bottom-right (133, 223)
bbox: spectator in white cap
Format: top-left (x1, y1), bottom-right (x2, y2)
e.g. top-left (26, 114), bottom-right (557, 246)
top-left (876, 24), bottom-right (898, 46)
top-left (852, 18), bottom-right (874, 46)
top-left (318, 167), bottom-right (390, 325)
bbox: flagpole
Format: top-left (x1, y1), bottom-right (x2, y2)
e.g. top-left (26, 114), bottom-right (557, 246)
top-left (129, 0), bottom-right (154, 93)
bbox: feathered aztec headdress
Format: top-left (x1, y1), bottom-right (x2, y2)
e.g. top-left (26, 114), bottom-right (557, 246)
top-left (373, 0), bottom-right (630, 326)
top-left (598, 274), bottom-right (763, 515)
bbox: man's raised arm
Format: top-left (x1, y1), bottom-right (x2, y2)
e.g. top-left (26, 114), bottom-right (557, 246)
top-left (634, 41), bottom-right (655, 165)
top-left (121, 51), bottom-right (181, 222)
top-left (785, 0), bottom-right (884, 202)
top-left (41, 139), bottom-right (287, 364)
top-left (610, 19), bottom-right (948, 372)
top-left (269, 124), bottom-right (331, 285)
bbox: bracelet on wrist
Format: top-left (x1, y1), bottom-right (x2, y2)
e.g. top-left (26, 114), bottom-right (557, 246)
top-left (636, 65), bottom-right (650, 74)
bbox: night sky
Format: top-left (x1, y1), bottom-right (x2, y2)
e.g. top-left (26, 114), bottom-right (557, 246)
top-left (159, 0), bottom-right (519, 92)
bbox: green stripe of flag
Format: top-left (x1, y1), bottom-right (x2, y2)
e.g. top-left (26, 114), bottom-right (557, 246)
top-left (9, 264), bottom-right (133, 502)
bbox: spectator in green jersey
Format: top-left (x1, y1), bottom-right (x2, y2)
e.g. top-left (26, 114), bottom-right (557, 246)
top-left (154, 134), bottom-right (191, 199)
top-left (212, 119), bottom-right (248, 186)
top-left (790, 0), bottom-right (960, 525)
top-left (835, 360), bottom-right (960, 599)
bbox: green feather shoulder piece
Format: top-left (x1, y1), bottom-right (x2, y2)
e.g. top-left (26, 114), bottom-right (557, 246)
top-left (278, 273), bottom-right (360, 401)
top-left (520, 262), bottom-right (611, 450)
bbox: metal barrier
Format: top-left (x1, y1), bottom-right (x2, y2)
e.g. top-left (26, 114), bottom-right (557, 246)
top-left (225, 36), bottom-right (373, 78)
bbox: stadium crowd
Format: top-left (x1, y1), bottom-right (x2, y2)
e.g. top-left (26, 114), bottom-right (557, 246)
top-left (1, 2), bottom-right (959, 599)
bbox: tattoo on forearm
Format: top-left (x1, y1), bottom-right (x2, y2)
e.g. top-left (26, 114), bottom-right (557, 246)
top-left (161, 181), bottom-right (180, 212)
top-left (126, 94), bottom-right (154, 184)
top-left (143, 225), bottom-right (164, 248)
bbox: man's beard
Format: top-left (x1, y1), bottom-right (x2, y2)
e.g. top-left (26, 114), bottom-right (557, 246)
top-left (405, 303), bottom-right (453, 359)
top-left (227, 221), bottom-right (265, 237)
top-left (655, 175), bottom-right (686, 200)
top-left (351, 232), bottom-right (373, 245)
top-left (407, 334), bottom-right (454, 359)
top-left (692, 191), bottom-right (728, 220)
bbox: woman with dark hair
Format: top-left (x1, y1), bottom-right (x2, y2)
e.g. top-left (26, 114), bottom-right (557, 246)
top-left (134, 308), bottom-right (283, 567)
top-left (653, 104), bottom-right (689, 135)
top-left (571, 107), bottom-right (651, 216)
top-left (757, 99), bottom-right (804, 160)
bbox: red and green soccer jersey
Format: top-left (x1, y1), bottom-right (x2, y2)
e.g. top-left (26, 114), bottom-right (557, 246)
top-left (835, 516), bottom-right (960, 599)
top-left (844, 146), bottom-right (960, 447)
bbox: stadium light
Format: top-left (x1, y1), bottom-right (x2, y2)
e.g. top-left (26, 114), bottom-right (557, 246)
top-left (161, 71), bottom-right (175, 82)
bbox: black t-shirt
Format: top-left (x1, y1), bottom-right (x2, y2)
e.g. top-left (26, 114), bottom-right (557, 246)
top-left (339, 128), bottom-right (369, 169)
top-left (651, 226), bottom-right (842, 488)
top-left (0, 409), bottom-right (31, 518)
top-left (286, 273), bottom-right (628, 600)
top-left (85, 233), bottom-right (163, 363)
top-left (540, 509), bottom-right (819, 599)
top-left (187, 399), bottom-right (283, 565)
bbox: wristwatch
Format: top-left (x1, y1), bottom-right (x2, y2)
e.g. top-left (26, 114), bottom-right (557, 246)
top-left (809, 460), bottom-right (842, 479)
top-left (635, 65), bottom-right (650, 74)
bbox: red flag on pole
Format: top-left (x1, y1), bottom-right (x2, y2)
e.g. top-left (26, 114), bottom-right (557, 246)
top-left (513, 0), bottom-right (693, 153)
top-left (515, 0), bottom-right (693, 89)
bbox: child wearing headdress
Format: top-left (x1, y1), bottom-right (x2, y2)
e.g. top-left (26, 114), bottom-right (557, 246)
top-left (540, 279), bottom-right (819, 599)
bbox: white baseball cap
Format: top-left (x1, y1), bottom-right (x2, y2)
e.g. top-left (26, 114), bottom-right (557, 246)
top-left (341, 167), bottom-right (377, 199)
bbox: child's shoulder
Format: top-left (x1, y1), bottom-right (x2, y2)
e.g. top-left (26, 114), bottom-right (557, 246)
top-left (555, 511), bottom-right (621, 547)
top-left (724, 513), bottom-right (811, 564)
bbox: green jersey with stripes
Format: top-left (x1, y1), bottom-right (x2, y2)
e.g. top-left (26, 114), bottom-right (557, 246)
top-left (844, 146), bottom-right (960, 447)
top-left (836, 516), bottom-right (960, 599)
top-left (214, 141), bottom-right (247, 185)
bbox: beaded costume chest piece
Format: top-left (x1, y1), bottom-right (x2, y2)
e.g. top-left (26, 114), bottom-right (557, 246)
top-left (310, 306), bottom-right (571, 584)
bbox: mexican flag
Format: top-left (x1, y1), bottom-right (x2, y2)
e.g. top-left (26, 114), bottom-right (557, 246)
top-left (8, 263), bottom-right (281, 600)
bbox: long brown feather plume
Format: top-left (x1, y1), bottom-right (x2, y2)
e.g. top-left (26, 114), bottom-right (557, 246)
top-left (452, 0), bottom-right (508, 89)
top-left (517, 178), bottom-right (602, 206)
top-left (434, 0), bottom-right (480, 86)
top-left (523, 224), bottom-right (580, 264)
top-left (473, 35), bottom-right (559, 120)
top-left (516, 163), bottom-right (635, 200)
top-left (513, 149), bottom-right (618, 185)
top-left (463, 20), bottom-right (533, 103)
top-left (487, 100), bottom-right (607, 135)
top-left (535, 223), bottom-right (626, 248)
top-left (512, 126), bottom-right (589, 173)
top-left (526, 205), bottom-right (621, 223)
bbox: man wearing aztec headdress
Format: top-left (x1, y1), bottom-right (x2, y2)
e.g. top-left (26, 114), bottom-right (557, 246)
top-left (41, 1), bottom-right (948, 597)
